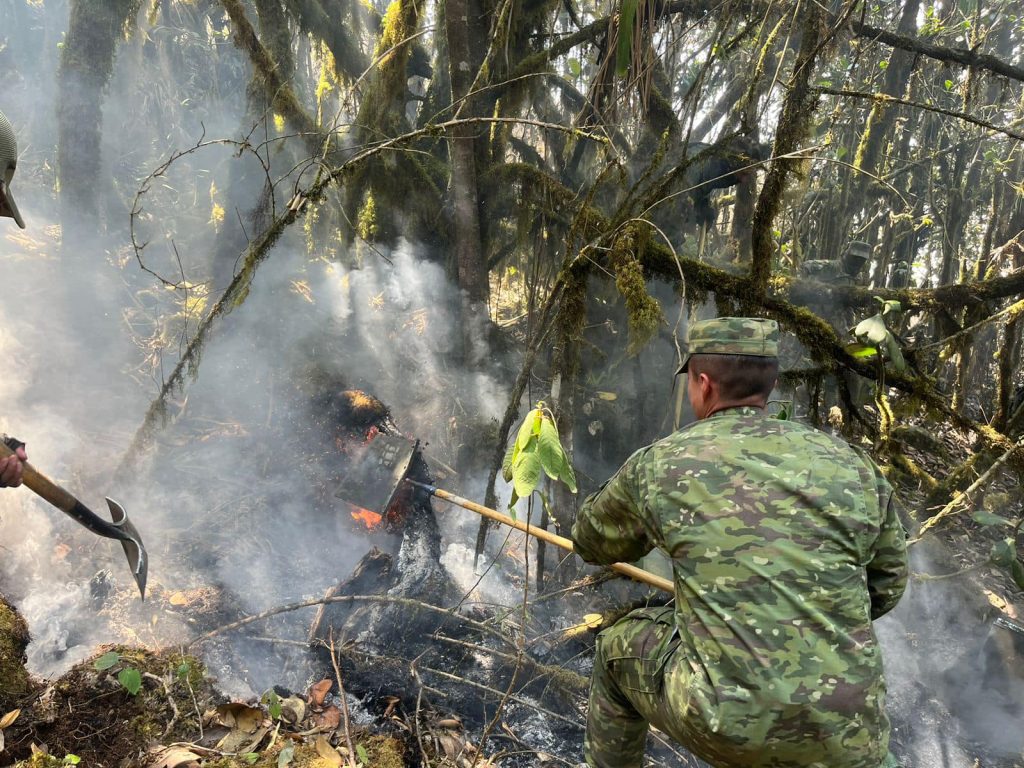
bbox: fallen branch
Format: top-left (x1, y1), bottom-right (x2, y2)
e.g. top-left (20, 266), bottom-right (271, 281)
top-left (188, 593), bottom-right (512, 647)
top-left (328, 632), bottom-right (359, 768)
top-left (913, 436), bottom-right (1024, 541)
top-left (421, 666), bottom-right (584, 729)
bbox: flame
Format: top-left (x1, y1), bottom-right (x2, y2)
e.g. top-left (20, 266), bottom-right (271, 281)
top-left (351, 506), bottom-right (383, 529)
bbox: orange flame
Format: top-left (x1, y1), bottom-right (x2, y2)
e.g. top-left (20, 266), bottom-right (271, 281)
top-left (350, 506), bottom-right (383, 529)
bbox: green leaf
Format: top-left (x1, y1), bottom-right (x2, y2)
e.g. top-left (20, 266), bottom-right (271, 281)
top-left (357, 744), bottom-right (370, 765)
top-left (176, 662), bottom-right (192, 681)
top-left (991, 538), bottom-right (1016, 567)
top-left (615, 0), bottom-right (638, 77)
top-left (557, 454), bottom-right (577, 493)
top-left (501, 442), bottom-right (516, 483)
top-left (882, 333), bottom-right (907, 373)
top-left (944, 78), bottom-right (954, 90)
top-left (1012, 559), bottom-right (1024, 590)
top-left (117, 667), bottom-right (142, 696)
top-left (845, 342), bottom-right (879, 359)
top-left (512, 449), bottom-right (543, 499)
top-left (94, 651), bottom-right (121, 671)
top-left (880, 299), bottom-right (902, 317)
top-left (971, 511), bottom-right (1013, 528)
top-left (242, 755), bottom-right (260, 765)
top-left (278, 744), bottom-right (295, 768)
top-left (514, 409), bottom-right (541, 455)
top-left (567, 57), bottom-right (582, 77)
top-left (507, 487), bottom-right (520, 517)
top-left (63, 756), bottom-right (81, 765)
top-left (263, 689), bottom-right (282, 720)
top-left (853, 313), bottom-right (890, 346)
top-left (776, 405), bottom-right (789, 420)
top-left (538, 417), bottom-right (565, 481)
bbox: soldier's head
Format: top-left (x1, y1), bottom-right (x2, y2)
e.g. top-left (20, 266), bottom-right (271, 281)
top-left (0, 110), bottom-right (25, 229)
top-left (677, 317), bottom-right (779, 419)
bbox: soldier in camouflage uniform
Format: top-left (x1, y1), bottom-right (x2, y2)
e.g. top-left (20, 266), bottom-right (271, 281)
top-left (572, 317), bottom-right (907, 768)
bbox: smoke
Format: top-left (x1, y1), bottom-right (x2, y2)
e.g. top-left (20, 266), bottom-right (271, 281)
top-left (1, 4), bottom-right (1022, 765)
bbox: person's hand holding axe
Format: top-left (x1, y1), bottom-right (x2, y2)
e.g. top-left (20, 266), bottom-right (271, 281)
top-left (0, 437), bottom-right (27, 487)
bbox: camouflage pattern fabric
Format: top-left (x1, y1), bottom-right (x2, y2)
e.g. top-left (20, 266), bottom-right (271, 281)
top-left (572, 406), bottom-right (908, 768)
top-left (677, 317), bottom-right (779, 374)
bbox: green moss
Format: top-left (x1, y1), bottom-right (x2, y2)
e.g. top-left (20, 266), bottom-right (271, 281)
top-left (201, 736), bottom-right (404, 768)
top-left (0, 596), bottom-right (33, 708)
top-left (12, 755), bottom-right (65, 768)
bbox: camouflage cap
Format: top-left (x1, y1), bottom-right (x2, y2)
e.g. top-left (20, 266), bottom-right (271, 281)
top-left (677, 317), bottom-right (779, 374)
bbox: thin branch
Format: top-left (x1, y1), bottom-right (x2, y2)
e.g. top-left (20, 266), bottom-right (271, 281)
top-left (813, 86), bottom-right (1024, 143)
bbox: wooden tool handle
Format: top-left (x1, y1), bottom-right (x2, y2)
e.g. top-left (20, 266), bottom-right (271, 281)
top-left (0, 440), bottom-right (78, 512)
top-left (427, 486), bottom-right (675, 594)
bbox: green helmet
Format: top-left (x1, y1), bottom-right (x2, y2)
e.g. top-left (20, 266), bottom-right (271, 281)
top-left (0, 110), bottom-right (25, 229)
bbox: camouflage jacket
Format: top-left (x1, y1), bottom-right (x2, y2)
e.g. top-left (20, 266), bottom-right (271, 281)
top-left (572, 406), bottom-right (908, 767)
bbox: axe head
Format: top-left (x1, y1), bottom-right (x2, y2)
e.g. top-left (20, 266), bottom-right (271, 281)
top-left (105, 497), bottom-right (148, 600)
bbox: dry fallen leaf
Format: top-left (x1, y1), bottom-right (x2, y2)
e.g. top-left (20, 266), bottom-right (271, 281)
top-left (313, 705), bottom-right (341, 731)
top-left (168, 591), bottom-right (189, 606)
top-left (0, 709), bottom-right (20, 729)
top-left (314, 735), bottom-right (344, 765)
top-left (309, 678), bottom-right (333, 708)
top-left (216, 702), bottom-right (264, 733)
top-left (145, 745), bottom-right (202, 768)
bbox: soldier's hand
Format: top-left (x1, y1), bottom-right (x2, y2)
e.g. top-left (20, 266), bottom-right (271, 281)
top-left (0, 446), bottom-right (27, 487)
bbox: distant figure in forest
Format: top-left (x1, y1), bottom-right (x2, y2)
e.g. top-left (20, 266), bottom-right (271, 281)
top-left (573, 317), bottom-right (907, 768)
top-left (681, 135), bottom-right (768, 228)
top-left (0, 109), bottom-right (25, 229)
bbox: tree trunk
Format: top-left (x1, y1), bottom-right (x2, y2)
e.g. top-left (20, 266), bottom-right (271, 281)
top-left (56, 0), bottom-right (136, 239)
top-left (213, 0), bottom-right (295, 291)
top-left (445, 0), bottom-right (488, 306)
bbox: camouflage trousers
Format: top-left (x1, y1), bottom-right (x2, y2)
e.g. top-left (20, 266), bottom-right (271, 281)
top-left (584, 606), bottom-right (900, 768)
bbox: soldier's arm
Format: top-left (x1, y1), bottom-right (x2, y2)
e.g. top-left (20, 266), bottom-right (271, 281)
top-left (867, 478), bottom-right (909, 620)
top-left (571, 450), bottom-right (656, 565)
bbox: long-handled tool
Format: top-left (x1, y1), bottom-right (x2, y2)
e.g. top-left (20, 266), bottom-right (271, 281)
top-left (411, 480), bottom-right (674, 594)
top-left (1, 438), bottom-right (148, 599)
top-left (334, 434), bottom-right (672, 594)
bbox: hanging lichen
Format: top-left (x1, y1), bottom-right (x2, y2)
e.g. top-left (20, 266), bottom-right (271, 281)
top-left (610, 226), bottom-right (664, 356)
top-left (357, 192), bottom-right (379, 242)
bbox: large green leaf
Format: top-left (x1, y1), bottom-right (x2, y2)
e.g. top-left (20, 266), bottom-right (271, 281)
top-left (853, 313), bottom-right (890, 346)
top-left (538, 417), bottom-right (565, 480)
top-left (852, 312), bottom-right (906, 373)
top-left (971, 511), bottom-right (1013, 528)
top-left (882, 333), bottom-right (907, 373)
top-left (512, 448), bottom-right (543, 499)
top-left (615, 0), bottom-right (637, 77)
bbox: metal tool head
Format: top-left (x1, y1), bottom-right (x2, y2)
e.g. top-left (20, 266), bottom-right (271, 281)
top-left (105, 497), bottom-right (148, 600)
top-left (334, 434), bottom-right (418, 517)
